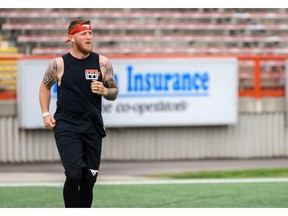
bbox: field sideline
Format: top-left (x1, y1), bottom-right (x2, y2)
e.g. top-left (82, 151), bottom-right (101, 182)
top-left (1, 177), bottom-right (288, 187)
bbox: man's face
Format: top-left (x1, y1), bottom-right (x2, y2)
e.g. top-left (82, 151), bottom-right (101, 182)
top-left (73, 30), bottom-right (93, 54)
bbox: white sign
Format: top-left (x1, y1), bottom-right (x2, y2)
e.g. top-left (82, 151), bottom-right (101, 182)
top-left (17, 59), bottom-right (57, 128)
top-left (17, 57), bottom-right (238, 128)
top-left (285, 60), bottom-right (288, 124)
top-left (104, 58), bottom-right (238, 127)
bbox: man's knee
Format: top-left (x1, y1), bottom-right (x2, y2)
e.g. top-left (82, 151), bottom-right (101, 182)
top-left (65, 168), bottom-right (82, 184)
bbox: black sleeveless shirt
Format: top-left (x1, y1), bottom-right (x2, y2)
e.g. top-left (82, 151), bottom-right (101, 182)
top-left (54, 52), bottom-right (106, 137)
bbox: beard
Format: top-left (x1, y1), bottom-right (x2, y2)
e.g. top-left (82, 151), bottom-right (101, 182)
top-left (75, 41), bottom-right (92, 54)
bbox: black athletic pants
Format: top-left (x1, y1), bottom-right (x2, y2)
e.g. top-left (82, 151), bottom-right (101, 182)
top-left (54, 130), bottom-right (102, 208)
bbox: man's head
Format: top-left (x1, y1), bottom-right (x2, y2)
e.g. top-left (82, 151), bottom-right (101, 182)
top-left (66, 19), bottom-right (93, 54)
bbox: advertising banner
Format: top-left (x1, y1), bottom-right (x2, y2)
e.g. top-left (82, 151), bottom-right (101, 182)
top-left (17, 57), bottom-right (238, 128)
top-left (286, 60), bottom-right (288, 124)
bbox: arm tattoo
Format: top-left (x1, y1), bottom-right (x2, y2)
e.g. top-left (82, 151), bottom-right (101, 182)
top-left (104, 78), bottom-right (117, 88)
top-left (101, 59), bottom-right (118, 100)
top-left (101, 60), bottom-right (117, 89)
top-left (100, 61), bottom-right (114, 76)
top-left (104, 78), bottom-right (118, 100)
top-left (42, 59), bottom-right (57, 88)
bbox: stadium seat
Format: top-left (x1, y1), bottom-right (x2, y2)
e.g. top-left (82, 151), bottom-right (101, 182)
top-left (0, 8), bottom-right (287, 93)
top-left (0, 60), bottom-right (17, 95)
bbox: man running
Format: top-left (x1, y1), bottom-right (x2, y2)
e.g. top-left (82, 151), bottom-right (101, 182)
top-left (39, 19), bottom-right (118, 207)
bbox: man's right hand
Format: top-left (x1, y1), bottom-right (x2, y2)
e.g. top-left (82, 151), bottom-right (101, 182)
top-left (43, 114), bottom-right (56, 129)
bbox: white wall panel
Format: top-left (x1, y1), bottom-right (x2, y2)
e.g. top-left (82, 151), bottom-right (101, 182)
top-left (1, 113), bottom-right (288, 162)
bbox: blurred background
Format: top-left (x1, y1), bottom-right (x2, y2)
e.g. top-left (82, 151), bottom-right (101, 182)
top-left (0, 8), bottom-right (288, 164)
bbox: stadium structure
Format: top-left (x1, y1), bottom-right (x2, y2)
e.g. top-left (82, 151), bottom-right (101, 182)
top-left (0, 8), bottom-right (288, 163)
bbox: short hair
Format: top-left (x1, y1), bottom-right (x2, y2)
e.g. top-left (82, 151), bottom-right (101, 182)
top-left (67, 19), bottom-right (91, 32)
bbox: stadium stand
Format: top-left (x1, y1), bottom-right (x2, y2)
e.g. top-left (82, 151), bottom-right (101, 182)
top-left (0, 56), bottom-right (18, 99)
top-left (0, 8), bottom-right (287, 96)
top-left (0, 30), bottom-right (18, 99)
top-left (0, 60), bottom-right (17, 89)
top-left (1, 8), bottom-right (288, 55)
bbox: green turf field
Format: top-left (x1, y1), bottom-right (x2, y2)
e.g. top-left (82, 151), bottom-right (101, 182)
top-left (1, 182), bottom-right (288, 208)
top-left (1, 168), bottom-right (288, 208)
top-left (147, 168), bottom-right (288, 179)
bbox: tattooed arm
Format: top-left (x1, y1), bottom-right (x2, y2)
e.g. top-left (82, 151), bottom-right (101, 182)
top-left (39, 58), bottom-right (59, 129)
top-left (92, 55), bottom-right (118, 100)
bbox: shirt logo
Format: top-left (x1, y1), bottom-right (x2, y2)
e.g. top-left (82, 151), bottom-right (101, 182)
top-left (85, 69), bottom-right (100, 80)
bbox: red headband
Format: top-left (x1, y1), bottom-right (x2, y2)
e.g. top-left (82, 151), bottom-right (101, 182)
top-left (65, 23), bottom-right (92, 42)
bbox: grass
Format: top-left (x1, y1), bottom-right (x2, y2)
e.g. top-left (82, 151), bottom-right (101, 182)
top-left (1, 168), bottom-right (288, 208)
top-left (1, 182), bottom-right (288, 208)
top-left (0, 186), bottom-right (63, 208)
top-left (93, 183), bottom-right (288, 208)
top-left (146, 168), bottom-right (288, 179)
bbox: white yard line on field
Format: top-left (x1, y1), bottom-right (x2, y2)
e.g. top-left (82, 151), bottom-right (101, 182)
top-left (1, 178), bottom-right (288, 187)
